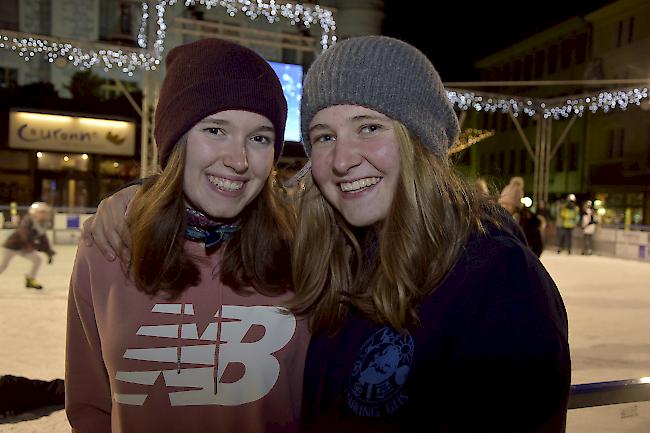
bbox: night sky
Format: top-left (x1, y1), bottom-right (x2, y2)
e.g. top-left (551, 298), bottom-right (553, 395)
top-left (381, 0), bottom-right (617, 82)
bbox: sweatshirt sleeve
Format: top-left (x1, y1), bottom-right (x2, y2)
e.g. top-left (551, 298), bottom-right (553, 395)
top-left (65, 244), bottom-right (112, 433)
top-left (446, 239), bottom-right (571, 433)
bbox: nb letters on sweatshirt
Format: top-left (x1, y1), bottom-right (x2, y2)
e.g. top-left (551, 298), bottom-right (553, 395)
top-left (116, 304), bottom-right (297, 406)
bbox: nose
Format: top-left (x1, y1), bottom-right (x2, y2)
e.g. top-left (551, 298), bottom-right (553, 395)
top-left (331, 139), bottom-right (362, 176)
top-left (223, 140), bottom-right (249, 173)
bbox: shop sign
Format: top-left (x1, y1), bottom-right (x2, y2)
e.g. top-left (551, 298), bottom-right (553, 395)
top-left (9, 111), bottom-right (135, 156)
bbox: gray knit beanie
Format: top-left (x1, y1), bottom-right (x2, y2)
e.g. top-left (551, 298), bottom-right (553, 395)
top-left (301, 36), bottom-right (459, 157)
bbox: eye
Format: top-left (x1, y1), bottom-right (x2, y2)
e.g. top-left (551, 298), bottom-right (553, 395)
top-left (250, 135), bottom-right (272, 145)
top-left (311, 133), bottom-right (336, 144)
top-left (360, 124), bottom-right (382, 134)
top-left (203, 127), bottom-right (225, 136)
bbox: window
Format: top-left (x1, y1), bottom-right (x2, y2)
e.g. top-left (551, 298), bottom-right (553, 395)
top-left (520, 149), bottom-right (528, 173)
top-left (512, 59), bottom-right (522, 81)
top-left (568, 142), bottom-right (578, 171)
top-left (0, 0), bottom-right (18, 31)
top-left (616, 20), bottom-right (624, 48)
top-left (547, 45), bottom-right (558, 74)
top-left (560, 39), bottom-right (573, 70)
top-left (555, 143), bottom-right (565, 172)
top-left (534, 50), bottom-right (545, 78)
top-left (575, 33), bottom-right (588, 65)
top-left (523, 55), bottom-right (533, 81)
top-left (647, 124), bottom-right (650, 167)
top-left (628, 17), bottom-right (635, 44)
top-left (0, 67), bottom-right (18, 89)
top-left (509, 150), bottom-right (516, 174)
top-left (119, 2), bottom-right (132, 35)
top-left (501, 64), bottom-right (510, 81)
top-left (607, 128), bottom-right (625, 158)
top-left (498, 151), bottom-right (505, 174)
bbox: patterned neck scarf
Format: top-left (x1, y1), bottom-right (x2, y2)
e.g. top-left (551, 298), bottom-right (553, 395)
top-left (184, 208), bottom-right (240, 250)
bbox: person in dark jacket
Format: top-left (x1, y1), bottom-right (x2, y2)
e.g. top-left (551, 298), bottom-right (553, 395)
top-left (520, 207), bottom-right (545, 257)
top-left (290, 36), bottom-right (570, 433)
top-left (0, 202), bottom-right (55, 289)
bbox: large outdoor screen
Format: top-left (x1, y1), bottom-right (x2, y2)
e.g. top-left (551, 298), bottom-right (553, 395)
top-left (268, 61), bottom-right (302, 143)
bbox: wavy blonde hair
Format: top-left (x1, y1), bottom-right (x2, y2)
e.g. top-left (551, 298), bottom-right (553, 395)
top-left (288, 122), bottom-right (502, 333)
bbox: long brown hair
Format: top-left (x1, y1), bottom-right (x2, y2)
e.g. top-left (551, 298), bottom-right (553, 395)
top-left (126, 138), bottom-right (295, 298)
top-left (288, 122), bottom-right (503, 333)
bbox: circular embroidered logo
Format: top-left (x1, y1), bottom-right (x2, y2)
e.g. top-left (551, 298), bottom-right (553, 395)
top-left (347, 327), bottom-right (414, 412)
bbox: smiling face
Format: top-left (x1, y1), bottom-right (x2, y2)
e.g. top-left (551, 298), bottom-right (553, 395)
top-left (309, 105), bottom-right (401, 227)
top-left (183, 110), bottom-right (276, 219)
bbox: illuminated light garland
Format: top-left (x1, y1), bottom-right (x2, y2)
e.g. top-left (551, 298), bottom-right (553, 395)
top-left (137, 2), bottom-right (149, 48)
top-left (0, 0), bottom-right (335, 76)
top-left (447, 87), bottom-right (650, 119)
top-left (141, 0), bottom-right (337, 57)
top-left (0, 32), bottom-right (160, 75)
top-left (449, 128), bottom-right (495, 155)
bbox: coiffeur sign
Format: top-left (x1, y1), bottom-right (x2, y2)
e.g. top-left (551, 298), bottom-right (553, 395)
top-left (9, 110), bottom-right (135, 156)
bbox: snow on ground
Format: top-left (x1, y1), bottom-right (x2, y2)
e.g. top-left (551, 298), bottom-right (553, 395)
top-left (1, 245), bottom-right (649, 432)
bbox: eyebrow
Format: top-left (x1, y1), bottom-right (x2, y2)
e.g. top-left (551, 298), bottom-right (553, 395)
top-left (198, 118), bottom-right (275, 132)
top-left (199, 118), bottom-right (230, 126)
top-left (350, 114), bottom-right (388, 122)
top-left (308, 123), bottom-right (331, 134)
top-left (309, 114), bottom-right (390, 133)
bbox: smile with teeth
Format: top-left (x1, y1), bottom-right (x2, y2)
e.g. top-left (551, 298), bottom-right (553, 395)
top-left (208, 175), bottom-right (244, 192)
top-left (339, 177), bottom-right (381, 193)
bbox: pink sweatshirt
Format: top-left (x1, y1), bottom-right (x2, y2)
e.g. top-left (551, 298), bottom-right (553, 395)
top-left (66, 241), bottom-right (310, 433)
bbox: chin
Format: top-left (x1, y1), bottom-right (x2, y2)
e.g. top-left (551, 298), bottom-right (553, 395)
top-left (342, 213), bottom-right (384, 228)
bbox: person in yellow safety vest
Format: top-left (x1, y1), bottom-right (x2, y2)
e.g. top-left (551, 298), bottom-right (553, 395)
top-left (557, 194), bottom-right (579, 254)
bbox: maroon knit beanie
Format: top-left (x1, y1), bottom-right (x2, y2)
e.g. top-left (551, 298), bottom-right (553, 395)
top-left (154, 38), bottom-right (287, 168)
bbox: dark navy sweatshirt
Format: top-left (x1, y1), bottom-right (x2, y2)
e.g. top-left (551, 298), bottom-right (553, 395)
top-left (301, 218), bottom-right (570, 433)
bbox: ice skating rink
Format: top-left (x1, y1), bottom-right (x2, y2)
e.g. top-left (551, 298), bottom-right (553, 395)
top-left (1, 244), bottom-right (649, 432)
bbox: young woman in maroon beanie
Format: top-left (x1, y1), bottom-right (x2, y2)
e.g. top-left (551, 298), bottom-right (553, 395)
top-left (65, 38), bottom-right (309, 433)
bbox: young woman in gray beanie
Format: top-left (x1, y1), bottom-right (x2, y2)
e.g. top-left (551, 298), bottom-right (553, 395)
top-left (65, 38), bottom-right (309, 433)
top-left (290, 36), bottom-right (569, 433)
top-left (86, 36), bottom-right (570, 433)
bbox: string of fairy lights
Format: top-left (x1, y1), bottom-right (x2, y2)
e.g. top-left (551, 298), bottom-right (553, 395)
top-left (447, 86), bottom-right (649, 120)
top-left (0, 32), bottom-right (160, 76)
top-left (0, 0), bottom-right (336, 76)
top-left (0, 1), bottom-right (647, 119)
top-left (143, 0), bottom-right (337, 56)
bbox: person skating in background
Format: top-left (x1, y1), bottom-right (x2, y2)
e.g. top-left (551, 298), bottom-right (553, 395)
top-left (0, 202), bottom-right (56, 290)
top-left (519, 207), bottom-right (544, 257)
top-left (498, 176), bottom-right (524, 221)
top-left (557, 194), bottom-right (579, 254)
top-left (498, 177), bottom-right (544, 256)
top-left (581, 200), bottom-right (599, 255)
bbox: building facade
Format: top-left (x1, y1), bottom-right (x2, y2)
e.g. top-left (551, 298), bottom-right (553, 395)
top-left (462, 0), bottom-right (650, 225)
top-left (0, 0), bottom-right (385, 209)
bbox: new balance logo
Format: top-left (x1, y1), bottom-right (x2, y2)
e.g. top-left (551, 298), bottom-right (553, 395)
top-left (114, 304), bottom-right (296, 406)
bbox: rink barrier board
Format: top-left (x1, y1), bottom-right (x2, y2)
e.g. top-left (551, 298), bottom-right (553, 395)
top-left (569, 377), bottom-right (650, 409)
